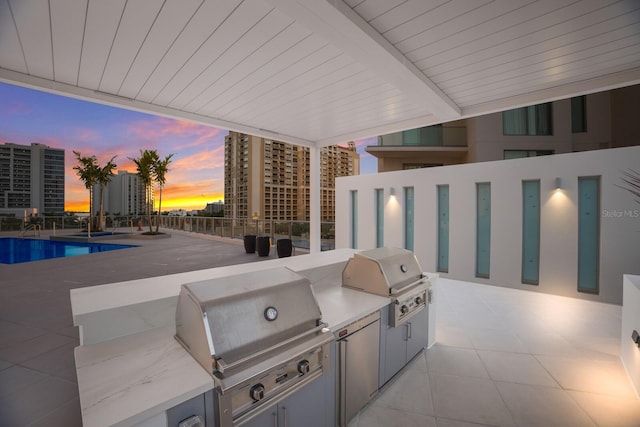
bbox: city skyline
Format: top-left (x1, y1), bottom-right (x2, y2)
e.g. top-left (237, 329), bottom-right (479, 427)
top-left (0, 82), bottom-right (377, 212)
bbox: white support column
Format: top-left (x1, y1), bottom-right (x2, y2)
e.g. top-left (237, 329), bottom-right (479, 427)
top-left (309, 145), bottom-right (321, 253)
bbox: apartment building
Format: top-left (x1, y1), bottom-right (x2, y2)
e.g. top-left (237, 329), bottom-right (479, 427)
top-left (368, 85), bottom-right (640, 172)
top-left (0, 142), bottom-right (65, 216)
top-left (224, 131), bottom-right (359, 222)
top-left (92, 170), bottom-right (146, 216)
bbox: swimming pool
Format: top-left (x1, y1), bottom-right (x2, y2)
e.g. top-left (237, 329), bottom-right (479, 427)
top-left (0, 237), bottom-right (135, 264)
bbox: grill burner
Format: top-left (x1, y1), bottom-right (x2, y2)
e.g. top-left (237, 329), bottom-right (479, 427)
top-left (342, 247), bottom-right (430, 326)
top-left (175, 267), bottom-right (332, 426)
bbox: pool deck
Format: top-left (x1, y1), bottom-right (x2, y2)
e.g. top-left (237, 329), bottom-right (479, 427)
top-left (0, 228), bottom-right (295, 426)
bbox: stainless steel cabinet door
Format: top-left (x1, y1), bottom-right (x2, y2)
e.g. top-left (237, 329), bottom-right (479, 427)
top-left (343, 320), bottom-right (380, 423)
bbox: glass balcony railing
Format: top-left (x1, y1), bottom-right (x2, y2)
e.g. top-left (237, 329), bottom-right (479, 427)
top-left (0, 213), bottom-right (335, 251)
top-left (378, 126), bottom-right (467, 147)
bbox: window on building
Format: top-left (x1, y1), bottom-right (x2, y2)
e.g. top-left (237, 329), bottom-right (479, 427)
top-left (522, 180), bottom-right (540, 285)
top-left (571, 96), bottom-right (587, 133)
top-left (578, 176), bottom-right (600, 294)
top-left (476, 183), bottom-right (491, 278)
top-left (503, 103), bottom-right (552, 135)
top-left (504, 150), bottom-right (553, 160)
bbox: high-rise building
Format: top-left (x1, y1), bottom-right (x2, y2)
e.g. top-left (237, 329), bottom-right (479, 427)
top-left (92, 170), bottom-right (146, 216)
top-left (0, 142), bottom-right (65, 216)
top-left (224, 132), bottom-right (359, 222)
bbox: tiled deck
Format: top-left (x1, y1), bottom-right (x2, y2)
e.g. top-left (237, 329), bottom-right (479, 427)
top-left (1, 230), bottom-right (639, 426)
top-left (351, 279), bottom-right (640, 427)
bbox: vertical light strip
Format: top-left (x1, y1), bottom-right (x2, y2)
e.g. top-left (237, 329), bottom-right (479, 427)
top-left (476, 183), bottom-right (491, 278)
top-left (578, 176), bottom-right (600, 293)
top-left (350, 190), bottom-right (358, 249)
top-left (522, 180), bottom-right (540, 285)
top-left (375, 188), bottom-right (384, 248)
top-left (437, 185), bottom-right (449, 273)
top-left (404, 187), bottom-right (414, 251)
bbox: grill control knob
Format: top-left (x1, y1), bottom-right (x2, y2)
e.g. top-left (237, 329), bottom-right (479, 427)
top-left (414, 296), bottom-right (423, 305)
top-left (297, 360), bottom-right (310, 375)
top-left (400, 305), bottom-right (409, 315)
top-left (250, 384), bottom-right (265, 401)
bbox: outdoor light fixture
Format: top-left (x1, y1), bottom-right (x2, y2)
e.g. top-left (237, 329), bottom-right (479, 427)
top-left (555, 177), bottom-right (562, 189)
top-left (633, 330), bottom-right (640, 348)
top-left (389, 187), bottom-right (396, 196)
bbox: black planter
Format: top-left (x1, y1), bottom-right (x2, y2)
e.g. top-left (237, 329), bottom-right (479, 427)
top-left (243, 235), bottom-right (256, 254)
top-left (277, 239), bottom-right (293, 258)
top-left (256, 236), bottom-right (270, 257)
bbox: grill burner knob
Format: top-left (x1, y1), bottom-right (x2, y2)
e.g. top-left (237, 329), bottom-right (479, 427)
top-left (297, 360), bottom-right (310, 375)
top-left (414, 296), bottom-right (423, 305)
top-left (400, 305), bottom-right (409, 315)
top-left (250, 384), bottom-right (265, 401)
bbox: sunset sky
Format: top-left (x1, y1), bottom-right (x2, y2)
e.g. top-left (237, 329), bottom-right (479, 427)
top-left (0, 82), bottom-right (377, 212)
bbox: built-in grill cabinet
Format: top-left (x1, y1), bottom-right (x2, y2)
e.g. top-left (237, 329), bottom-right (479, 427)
top-left (175, 267), bottom-right (333, 427)
top-left (342, 247), bottom-right (430, 327)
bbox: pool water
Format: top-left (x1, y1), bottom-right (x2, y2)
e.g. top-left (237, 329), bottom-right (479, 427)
top-left (0, 237), bottom-right (135, 264)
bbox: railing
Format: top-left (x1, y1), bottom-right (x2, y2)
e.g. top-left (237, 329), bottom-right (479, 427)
top-left (159, 216), bottom-right (336, 251)
top-left (0, 213), bottom-right (336, 250)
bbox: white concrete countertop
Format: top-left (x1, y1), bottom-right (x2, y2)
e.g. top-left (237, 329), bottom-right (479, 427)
top-left (75, 327), bottom-right (214, 427)
top-left (73, 248), bottom-right (392, 427)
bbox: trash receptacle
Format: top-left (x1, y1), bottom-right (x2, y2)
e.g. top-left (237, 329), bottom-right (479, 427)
top-left (277, 239), bottom-right (293, 258)
top-left (243, 235), bottom-right (256, 254)
top-left (256, 236), bottom-right (270, 257)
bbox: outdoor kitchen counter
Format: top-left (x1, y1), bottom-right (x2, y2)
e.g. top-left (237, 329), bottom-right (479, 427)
top-left (73, 248), bottom-right (392, 427)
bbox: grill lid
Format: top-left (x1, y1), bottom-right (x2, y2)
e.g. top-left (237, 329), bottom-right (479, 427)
top-left (342, 247), bottom-right (424, 296)
top-left (175, 267), bottom-right (323, 375)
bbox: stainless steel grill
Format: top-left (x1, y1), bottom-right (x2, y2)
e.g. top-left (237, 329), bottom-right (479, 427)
top-left (342, 247), bottom-right (430, 326)
top-left (175, 267), bottom-right (333, 426)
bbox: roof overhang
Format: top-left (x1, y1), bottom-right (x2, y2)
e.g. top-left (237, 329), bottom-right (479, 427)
top-left (1, 0), bottom-right (638, 147)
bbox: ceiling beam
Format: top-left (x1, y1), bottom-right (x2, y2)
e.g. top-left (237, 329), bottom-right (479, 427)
top-left (0, 68), bottom-right (316, 148)
top-left (266, 0), bottom-right (462, 122)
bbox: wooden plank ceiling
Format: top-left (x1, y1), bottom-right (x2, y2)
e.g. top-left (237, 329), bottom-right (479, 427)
top-left (0, 0), bottom-right (639, 147)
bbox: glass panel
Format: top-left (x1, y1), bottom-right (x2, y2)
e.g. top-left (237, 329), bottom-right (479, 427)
top-left (578, 177), bottom-right (600, 293)
top-left (437, 185), bottom-right (449, 273)
top-left (503, 104), bottom-right (552, 135)
top-left (375, 189), bottom-right (384, 248)
top-left (402, 129), bottom-right (419, 145)
top-left (476, 183), bottom-right (491, 278)
top-left (350, 190), bottom-right (358, 249)
top-left (571, 96), bottom-right (586, 133)
top-left (535, 103), bottom-right (552, 135)
top-left (522, 180), bottom-right (540, 285)
top-left (404, 187), bottom-right (414, 251)
top-left (503, 107), bottom-right (527, 135)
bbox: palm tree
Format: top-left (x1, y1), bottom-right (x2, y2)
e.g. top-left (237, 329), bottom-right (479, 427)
top-left (96, 156), bottom-right (117, 231)
top-left (130, 150), bottom-right (158, 233)
top-left (153, 154), bottom-right (173, 233)
top-left (73, 151), bottom-right (99, 234)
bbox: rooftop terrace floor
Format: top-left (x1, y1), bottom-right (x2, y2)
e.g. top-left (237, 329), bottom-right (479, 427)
top-left (1, 229), bottom-right (638, 426)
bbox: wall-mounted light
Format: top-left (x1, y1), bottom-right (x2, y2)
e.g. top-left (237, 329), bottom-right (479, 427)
top-left (389, 187), bottom-right (395, 196)
top-left (555, 177), bottom-right (562, 189)
top-left (633, 330), bottom-right (640, 348)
